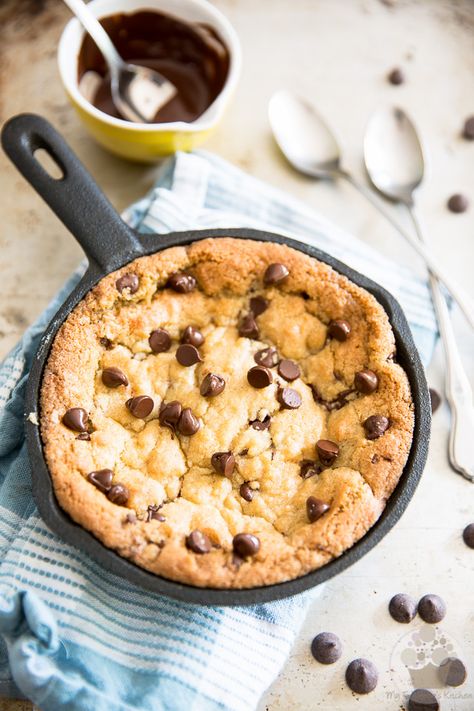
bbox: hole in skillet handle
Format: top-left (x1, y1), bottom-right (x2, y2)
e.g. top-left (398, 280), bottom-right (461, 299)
top-left (33, 147), bottom-right (65, 180)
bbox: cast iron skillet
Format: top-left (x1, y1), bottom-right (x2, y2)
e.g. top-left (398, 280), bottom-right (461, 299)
top-left (1, 113), bottom-right (431, 606)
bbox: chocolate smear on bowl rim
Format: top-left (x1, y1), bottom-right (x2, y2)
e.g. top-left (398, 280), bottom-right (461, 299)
top-left (116, 273), bottom-right (139, 294)
top-left (232, 533), bottom-right (260, 558)
top-left (176, 343), bottom-right (202, 366)
top-left (238, 313), bottom-right (259, 339)
top-left (277, 386), bottom-right (301, 409)
top-left (181, 325), bottom-right (204, 347)
top-left (247, 365), bottom-right (273, 389)
top-left (211, 451), bottom-right (235, 477)
top-left (249, 295), bottom-right (268, 316)
top-left (62, 407), bottom-right (89, 432)
top-left (126, 395), bottom-right (154, 419)
top-left (167, 272), bottom-right (196, 293)
top-left (254, 346), bottom-right (278, 368)
top-left (186, 530), bottom-right (211, 554)
top-left (263, 263), bottom-right (289, 285)
top-left (149, 328), bottom-right (171, 353)
top-left (102, 366), bottom-right (128, 388)
top-left (200, 373), bottom-right (225, 397)
top-left (306, 496), bottom-right (330, 523)
top-left (277, 359), bottom-right (300, 382)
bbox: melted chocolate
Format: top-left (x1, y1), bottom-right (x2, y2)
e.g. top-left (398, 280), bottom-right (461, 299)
top-left (77, 10), bottom-right (229, 123)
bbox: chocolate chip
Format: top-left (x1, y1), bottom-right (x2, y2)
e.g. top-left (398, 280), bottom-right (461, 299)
top-left (176, 344), bottom-right (202, 366)
top-left (159, 400), bottom-right (182, 429)
top-left (387, 67), bottom-right (405, 85)
top-left (177, 408), bottom-right (200, 435)
top-left (102, 367), bottom-right (129, 388)
top-left (250, 415), bottom-right (271, 430)
top-left (232, 533), bottom-right (260, 557)
top-left (300, 459), bottom-right (322, 479)
top-left (316, 439), bottom-right (339, 467)
top-left (149, 328), bottom-right (171, 353)
top-left (278, 359), bottom-right (301, 382)
top-left (418, 594), bottom-right (446, 623)
top-left (354, 370), bottom-right (379, 394)
top-left (200, 373), bottom-right (225, 397)
top-left (167, 272), bottom-right (196, 293)
top-left (254, 347), bottom-right (279, 368)
top-left (181, 326), bottom-right (204, 348)
top-left (211, 451), bottom-right (235, 477)
top-left (62, 408), bottom-right (88, 432)
top-left (126, 395), bottom-right (154, 419)
top-left (249, 295), bottom-right (269, 316)
top-left (429, 388), bottom-right (441, 414)
top-left (345, 658), bottom-right (378, 694)
top-left (146, 505), bottom-right (165, 522)
top-left (408, 689), bottom-right (439, 711)
top-left (76, 432), bottom-right (91, 441)
top-left (100, 337), bottom-right (113, 350)
top-left (87, 469), bottom-right (113, 493)
top-left (125, 512), bottom-right (137, 524)
top-left (186, 530), bottom-right (211, 554)
top-left (240, 483), bottom-right (255, 501)
top-left (389, 593), bottom-right (418, 623)
top-left (247, 365), bottom-right (273, 388)
top-left (306, 496), bottom-right (330, 523)
top-left (447, 193), bottom-right (469, 213)
top-left (462, 115), bottom-right (474, 140)
top-left (328, 319), bottom-right (351, 341)
top-left (239, 448), bottom-right (249, 456)
top-left (311, 632), bottom-right (342, 664)
top-left (463, 523), bottom-right (474, 549)
top-left (363, 415), bottom-right (390, 440)
top-left (438, 657), bottom-right (467, 687)
top-left (263, 263), bottom-right (289, 285)
top-left (116, 273), bottom-right (139, 294)
top-left (277, 387), bottom-right (302, 409)
top-left (107, 484), bottom-right (129, 506)
top-left (238, 314), bottom-right (259, 339)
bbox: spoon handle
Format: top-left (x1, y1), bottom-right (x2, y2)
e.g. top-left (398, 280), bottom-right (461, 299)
top-left (409, 209), bottom-right (474, 482)
top-left (63, 0), bottom-right (123, 72)
top-left (341, 172), bottom-right (474, 331)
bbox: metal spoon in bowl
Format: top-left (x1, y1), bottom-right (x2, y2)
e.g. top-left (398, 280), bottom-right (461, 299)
top-left (63, 0), bottom-right (177, 123)
top-left (364, 106), bottom-right (474, 482)
top-left (268, 90), bottom-right (474, 330)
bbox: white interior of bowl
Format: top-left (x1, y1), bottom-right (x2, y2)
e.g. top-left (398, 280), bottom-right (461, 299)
top-left (58, 0), bottom-right (242, 132)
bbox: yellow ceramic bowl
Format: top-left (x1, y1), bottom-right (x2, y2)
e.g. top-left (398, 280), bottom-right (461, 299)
top-left (58, 0), bottom-right (241, 162)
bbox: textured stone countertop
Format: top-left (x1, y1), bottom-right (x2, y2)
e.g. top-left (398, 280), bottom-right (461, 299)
top-left (1, 1), bottom-right (473, 710)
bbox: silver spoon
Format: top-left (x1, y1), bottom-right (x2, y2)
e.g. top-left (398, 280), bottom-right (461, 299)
top-left (364, 106), bottom-right (474, 482)
top-left (64, 0), bottom-right (177, 123)
top-left (268, 90), bottom-right (474, 330)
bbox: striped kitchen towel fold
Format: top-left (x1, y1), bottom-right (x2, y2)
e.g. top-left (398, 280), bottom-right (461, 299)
top-left (0, 151), bottom-right (436, 711)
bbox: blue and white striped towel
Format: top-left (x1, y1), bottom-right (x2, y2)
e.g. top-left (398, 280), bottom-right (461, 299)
top-left (0, 151), bottom-right (436, 711)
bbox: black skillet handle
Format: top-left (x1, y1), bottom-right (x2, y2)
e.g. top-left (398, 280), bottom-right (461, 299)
top-left (1, 113), bottom-right (143, 272)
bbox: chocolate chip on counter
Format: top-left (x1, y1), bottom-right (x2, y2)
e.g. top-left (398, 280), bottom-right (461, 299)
top-left (327, 319), bottom-right (351, 341)
top-left (306, 496), bottom-right (330, 523)
top-left (278, 359), bottom-right (301, 382)
top-left (462, 115), bottom-right (474, 140)
top-left (354, 370), bottom-right (379, 394)
top-left (240, 483), bottom-right (255, 501)
top-left (76, 432), bottom-right (91, 441)
top-left (300, 460), bottom-right (322, 479)
top-left (232, 533), bottom-right (260, 557)
top-left (126, 395), bottom-right (154, 419)
top-left (363, 415), bottom-right (390, 440)
top-left (147, 504), bottom-right (165, 522)
top-left (311, 632), bottom-right (342, 664)
top-left (463, 523), bottom-right (474, 549)
top-left (186, 530), bottom-right (211, 554)
top-left (102, 367), bottom-right (129, 388)
top-left (62, 408), bottom-right (88, 432)
top-left (389, 593), bottom-right (418, 623)
top-left (211, 451), bottom-right (235, 477)
top-left (181, 325), bottom-right (205, 348)
top-left (408, 689), bottom-right (439, 711)
top-left (247, 365), bottom-right (273, 388)
top-left (177, 408), bottom-right (200, 436)
top-left (238, 314), bottom-right (259, 339)
top-left (429, 388), bottom-right (441, 414)
top-left (254, 346), bottom-right (279, 368)
top-left (200, 373), bottom-right (226, 397)
top-left (159, 400), bottom-right (182, 430)
top-left (277, 387), bottom-right (302, 409)
top-left (249, 295), bottom-right (269, 316)
top-left (263, 263), bottom-right (289, 285)
top-left (387, 67), bottom-right (405, 85)
top-left (100, 337), bottom-right (113, 350)
top-left (87, 469), bottom-right (114, 493)
top-left (250, 415), bottom-right (271, 430)
top-left (345, 659), bottom-right (378, 694)
top-left (107, 484), bottom-right (129, 506)
top-left (316, 439), bottom-right (339, 467)
top-left (167, 272), bottom-right (196, 293)
top-left (116, 273), bottom-right (139, 294)
top-left (176, 343), bottom-right (203, 366)
top-left (447, 193), bottom-right (469, 213)
top-left (438, 657), bottom-right (467, 687)
top-left (418, 594), bottom-right (446, 623)
top-left (149, 328), bottom-right (171, 353)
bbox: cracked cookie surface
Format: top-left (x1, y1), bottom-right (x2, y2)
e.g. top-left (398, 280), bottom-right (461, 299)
top-left (40, 237), bottom-right (414, 588)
